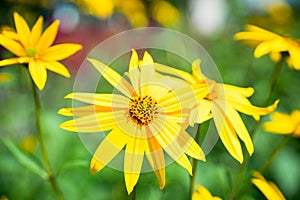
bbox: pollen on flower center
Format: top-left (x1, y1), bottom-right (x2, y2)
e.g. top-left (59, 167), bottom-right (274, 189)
top-left (25, 48), bottom-right (39, 58)
top-left (128, 95), bottom-right (158, 126)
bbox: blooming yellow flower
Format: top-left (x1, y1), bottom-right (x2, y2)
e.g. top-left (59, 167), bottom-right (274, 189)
top-left (0, 12), bottom-right (82, 90)
top-left (234, 24), bottom-right (300, 70)
top-left (155, 60), bottom-right (279, 163)
top-left (263, 110), bottom-right (300, 138)
top-left (192, 185), bottom-right (222, 200)
top-left (58, 50), bottom-right (206, 194)
top-left (252, 171), bottom-right (286, 200)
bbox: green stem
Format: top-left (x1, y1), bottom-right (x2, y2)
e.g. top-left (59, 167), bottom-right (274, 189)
top-left (129, 186), bottom-right (137, 200)
top-left (32, 82), bottom-right (64, 200)
top-left (260, 136), bottom-right (291, 173)
top-left (189, 124), bottom-right (201, 200)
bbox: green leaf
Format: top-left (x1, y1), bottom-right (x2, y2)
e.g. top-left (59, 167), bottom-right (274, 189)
top-left (2, 138), bottom-right (49, 180)
top-left (56, 160), bottom-right (89, 176)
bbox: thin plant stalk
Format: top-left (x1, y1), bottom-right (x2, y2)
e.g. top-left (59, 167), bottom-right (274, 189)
top-left (189, 124), bottom-right (201, 200)
top-left (32, 81), bottom-right (64, 200)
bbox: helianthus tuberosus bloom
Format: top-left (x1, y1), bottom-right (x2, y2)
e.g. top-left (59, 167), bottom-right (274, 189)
top-left (59, 50), bottom-right (207, 194)
top-left (192, 185), bottom-right (222, 200)
top-left (155, 60), bottom-right (279, 163)
top-left (263, 110), bottom-right (300, 138)
top-left (234, 24), bottom-right (300, 70)
top-left (252, 171), bottom-right (286, 200)
top-left (0, 12), bottom-right (82, 90)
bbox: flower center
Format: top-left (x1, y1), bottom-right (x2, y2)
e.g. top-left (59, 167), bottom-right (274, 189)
top-left (25, 48), bottom-right (39, 59)
top-left (128, 95), bottom-right (158, 126)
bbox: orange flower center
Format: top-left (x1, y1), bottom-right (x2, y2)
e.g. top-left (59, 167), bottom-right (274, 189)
top-left (25, 48), bottom-right (39, 59)
top-left (128, 95), bottom-right (158, 126)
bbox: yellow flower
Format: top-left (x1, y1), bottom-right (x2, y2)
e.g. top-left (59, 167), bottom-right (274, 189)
top-left (0, 12), bottom-right (82, 90)
top-left (155, 60), bottom-right (279, 163)
top-left (58, 50), bottom-right (206, 194)
top-left (252, 171), bottom-right (286, 200)
top-left (234, 24), bottom-right (300, 70)
top-left (192, 185), bottom-right (222, 200)
top-left (263, 110), bottom-right (300, 138)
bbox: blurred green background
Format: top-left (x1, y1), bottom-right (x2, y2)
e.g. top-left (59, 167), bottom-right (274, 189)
top-left (0, 0), bottom-right (300, 199)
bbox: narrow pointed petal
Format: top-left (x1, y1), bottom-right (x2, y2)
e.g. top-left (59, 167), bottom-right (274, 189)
top-left (234, 32), bottom-right (277, 42)
top-left (30, 16), bottom-right (43, 47)
top-left (28, 60), bottom-right (47, 90)
top-left (13, 12), bottom-right (30, 48)
top-left (0, 57), bottom-right (29, 67)
top-left (124, 131), bottom-right (145, 194)
top-left (90, 129), bottom-right (128, 174)
top-left (59, 111), bottom-right (120, 132)
top-left (37, 20), bottom-right (59, 51)
top-left (141, 51), bottom-right (154, 65)
top-left (129, 49), bottom-right (139, 71)
top-left (244, 24), bottom-right (280, 36)
top-left (263, 112), bottom-right (295, 134)
top-left (227, 106), bottom-right (254, 155)
top-left (0, 34), bottom-right (25, 57)
top-left (41, 44), bottom-right (82, 61)
top-left (140, 63), bottom-right (155, 96)
top-left (224, 84), bottom-right (254, 97)
top-left (191, 59), bottom-right (206, 81)
top-left (87, 58), bottom-right (134, 97)
top-left (289, 46), bottom-right (300, 70)
top-left (42, 60), bottom-right (70, 78)
top-left (58, 105), bottom-right (112, 117)
top-left (213, 102), bottom-right (243, 163)
top-left (64, 93), bottom-right (128, 108)
top-left (1, 27), bottom-right (19, 40)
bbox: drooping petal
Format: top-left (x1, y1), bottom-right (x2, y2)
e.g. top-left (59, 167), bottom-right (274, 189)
top-left (254, 38), bottom-right (289, 58)
top-left (213, 102), bottom-right (243, 163)
top-left (87, 58), bottom-right (134, 97)
top-left (13, 12), bottom-right (31, 48)
top-left (41, 60), bottom-right (70, 78)
top-left (124, 128), bottom-right (146, 194)
top-left (64, 93), bottom-right (128, 108)
top-left (58, 105), bottom-right (112, 117)
top-left (30, 16), bottom-right (43, 47)
top-left (0, 34), bottom-right (25, 57)
top-left (263, 112), bottom-right (295, 134)
top-left (40, 43), bottom-right (82, 61)
top-left (37, 20), bottom-right (60, 51)
top-left (28, 59), bottom-right (47, 90)
top-left (226, 106), bottom-right (254, 155)
top-left (90, 129), bottom-right (128, 174)
top-left (0, 57), bottom-right (29, 67)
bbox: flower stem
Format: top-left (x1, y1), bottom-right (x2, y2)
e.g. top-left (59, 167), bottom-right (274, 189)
top-left (189, 124), bottom-right (201, 200)
top-left (129, 186), bottom-right (137, 200)
top-left (32, 83), bottom-right (64, 200)
top-left (260, 136), bottom-right (291, 173)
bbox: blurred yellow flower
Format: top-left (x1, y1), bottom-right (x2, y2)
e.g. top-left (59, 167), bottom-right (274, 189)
top-left (151, 0), bottom-right (180, 27)
top-left (19, 135), bottom-right (37, 154)
top-left (192, 185), bottom-right (222, 200)
top-left (59, 50), bottom-right (206, 194)
top-left (263, 110), bottom-right (300, 138)
top-left (0, 12), bottom-right (82, 90)
top-left (155, 60), bottom-right (279, 163)
top-left (234, 24), bottom-right (300, 70)
top-left (252, 171), bottom-right (286, 200)
top-left (0, 73), bottom-right (11, 82)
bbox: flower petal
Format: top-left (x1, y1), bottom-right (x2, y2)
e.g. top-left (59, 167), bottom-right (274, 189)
top-left (288, 46), bottom-right (300, 70)
top-left (13, 12), bottom-right (31, 48)
top-left (37, 20), bottom-right (59, 51)
top-left (58, 105), bottom-right (112, 117)
top-left (42, 60), bottom-right (70, 78)
top-left (0, 57), bottom-right (29, 67)
top-left (90, 129), bottom-right (128, 174)
top-left (0, 34), bottom-right (25, 57)
top-left (40, 43), bottom-right (82, 61)
top-left (140, 51), bottom-right (154, 66)
top-left (87, 58), bottom-right (134, 98)
top-left (263, 112), bottom-right (295, 134)
top-left (30, 16), bottom-right (43, 47)
top-left (254, 38), bottom-right (289, 58)
top-left (129, 49), bottom-right (139, 71)
top-left (28, 60), bottom-right (47, 90)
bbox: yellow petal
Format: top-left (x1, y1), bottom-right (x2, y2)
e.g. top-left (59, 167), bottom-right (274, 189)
top-left (129, 49), bottom-right (139, 71)
top-left (234, 32), bottom-right (277, 42)
top-left (288, 46), bottom-right (300, 70)
top-left (254, 38), bottom-right (289, 58)
top-left (190, 99), bottom-right (212, 124)
top-left (59, 111), bottom-right (119, 132)
top-left (87, 58), bottom-right (134, 98)
top-left (140, 51), bottom-right (154, 65)
top-left (226, 106), bottom-right (254, 155)
top-left (64, 93), bottom-right (128, 108)
top-left (124, 131), bottom-right (145, 194)
top-left (0, 57), bottom-right (29, 67)
top-left (244, 24), bottom-right (280, 37)
top-left (40, 43), bottom-right (82, 61)
top-left (263, 112), bottom-right (295, 134)
top-left (58, 105), bottom-right (112, 117)
top-left (191, 59), bottom-right (206, 81)
top-left (42, 60), bottom-right (70, 78)
top-left (224, 84), bottom-right (254, 97)
top-left (0, 34), bottom-right (25, 57)
top-left (194, 185), bottom-right (214, 199)
top-left (13, 12), bottom-right (31, 48)
top-left (1, 27), bottom-right (19, 40)
top-left (213, 102), bottom-right (243, 163)
top-left (30, 16), bottom-right (43, 47)
top-left (90, 129), bottom-right (128, 174)
top-left (28, 60), bottom-right (47, 90)
top-left (37, 20), bottom-right (60, 51)
top-left (140, 63), bottom-right (155, 96)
